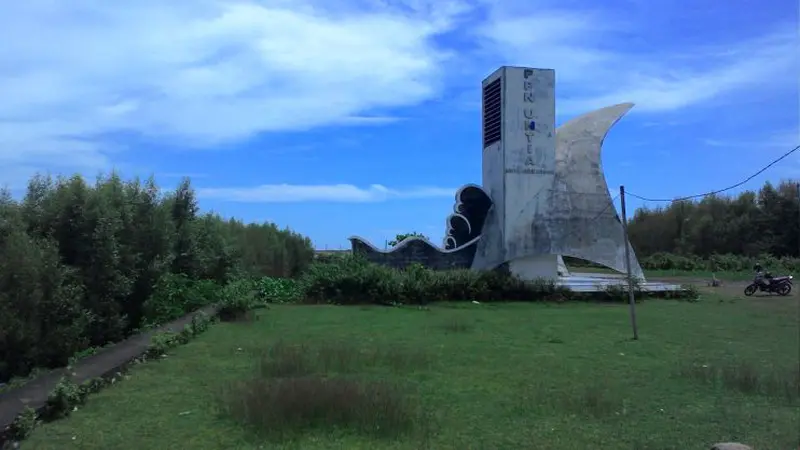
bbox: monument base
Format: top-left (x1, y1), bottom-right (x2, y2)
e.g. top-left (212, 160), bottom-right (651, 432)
top-left (558, 272), bottom-right (685, 293)
top-left (509, 254), bottom-right (571, 280)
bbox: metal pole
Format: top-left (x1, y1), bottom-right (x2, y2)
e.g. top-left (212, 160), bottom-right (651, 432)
top-left (796, 183), bottom-right (800, 258)
top-left (619, 185), bottom-right (639, 340)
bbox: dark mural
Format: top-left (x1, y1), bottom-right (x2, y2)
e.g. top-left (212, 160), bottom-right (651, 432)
top-left (349, 184), bottom-right (493, 270)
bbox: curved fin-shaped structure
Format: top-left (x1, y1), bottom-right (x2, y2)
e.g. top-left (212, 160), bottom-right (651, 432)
top-left (548, 102), bottom-right (643, 278)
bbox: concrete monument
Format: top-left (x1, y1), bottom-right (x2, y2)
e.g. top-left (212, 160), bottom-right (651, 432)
top-left (349, 66), bottom-right (651, 289)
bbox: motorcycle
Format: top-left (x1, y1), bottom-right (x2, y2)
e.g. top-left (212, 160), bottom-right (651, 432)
top-left (744, 274), bottom-right (793, 296)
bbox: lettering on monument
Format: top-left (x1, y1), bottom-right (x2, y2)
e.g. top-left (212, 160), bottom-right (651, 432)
top-left (504, 168), bottom-right (555, 175)
top-left (523, 75), bottom-right (535, 165)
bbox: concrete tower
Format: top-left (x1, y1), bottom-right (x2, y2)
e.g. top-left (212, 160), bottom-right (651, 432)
top-left (478, 66), bottom-right (565, 279)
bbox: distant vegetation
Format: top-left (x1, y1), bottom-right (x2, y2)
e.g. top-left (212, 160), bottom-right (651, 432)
top-left (627, 180), bottom-right (800, 259)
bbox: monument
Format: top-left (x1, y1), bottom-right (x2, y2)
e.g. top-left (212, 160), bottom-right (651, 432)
top-left (349, 66), bottom-right (664, 291)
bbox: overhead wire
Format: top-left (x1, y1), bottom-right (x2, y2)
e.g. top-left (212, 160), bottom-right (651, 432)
top-left (625, 144), bottom-right (800, 203)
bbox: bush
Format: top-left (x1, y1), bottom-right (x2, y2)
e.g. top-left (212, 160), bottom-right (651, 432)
top-left (255, 277), bottom-right (302, 304)
top-left (296, 255), bottom-right (692, 305)
top-left (217, 279), bottom-right (258, 321)
top-left (142, 273), bottom-right (221, 326)
top-left (639, 252), bottom-right (800, 274)
top-left (43, 377), bottom-right (84, 420)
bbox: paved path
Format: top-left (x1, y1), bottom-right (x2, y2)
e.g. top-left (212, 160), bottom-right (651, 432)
top-left (0, 306), bottom-right (218, 440)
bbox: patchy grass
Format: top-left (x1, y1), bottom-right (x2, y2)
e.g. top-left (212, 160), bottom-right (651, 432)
top-left (22, 293), bottom-right (799, 450)
top-left (678, 360), bottom-right (799, 403)
top-left (436, 317), bottom-right (475, 334)
top-left (221, 376), bottom-right (420, 440)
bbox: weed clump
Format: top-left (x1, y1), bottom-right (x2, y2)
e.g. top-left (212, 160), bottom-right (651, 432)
top-left (222, 376), bottom-right (416, 439)
top-left (678, 360), bottom-right (799, 403)
top-left (220, 340), bottom-right (428, 440)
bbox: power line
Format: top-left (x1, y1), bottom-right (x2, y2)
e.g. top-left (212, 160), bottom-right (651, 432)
top-left (625, 144), bottom-right (800, 203)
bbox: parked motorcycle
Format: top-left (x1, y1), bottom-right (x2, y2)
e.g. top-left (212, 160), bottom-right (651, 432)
top-left (744, 274), bottom-right (793, 296)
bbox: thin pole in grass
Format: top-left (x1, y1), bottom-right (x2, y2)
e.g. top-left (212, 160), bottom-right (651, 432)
top-left (796, 182), bottom-right (800, 258)
top-left (619, 185), bottom-right (639, 340)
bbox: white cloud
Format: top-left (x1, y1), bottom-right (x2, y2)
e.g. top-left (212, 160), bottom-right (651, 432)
top-left (702, 128), bottom-right (800, 150)
top-left (475, 6), bottom-right (799, 115)
top-left (0, 0), bottom-right (466, 182)
top-left (196, 183), bottom-right (456, 202)
top-left (1, 0), bottom-right (797, 193)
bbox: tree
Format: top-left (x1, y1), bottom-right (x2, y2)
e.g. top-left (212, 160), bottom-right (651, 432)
top-left (0, 171), bottom-right (316, 383)
top-left (627, 179), bottom-right (800, 258)
top-left (388, 232), bottom-right (429, 247)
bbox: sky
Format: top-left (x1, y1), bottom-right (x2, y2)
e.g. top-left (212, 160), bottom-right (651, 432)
top-left (1, 0), bottom-right (798, 249)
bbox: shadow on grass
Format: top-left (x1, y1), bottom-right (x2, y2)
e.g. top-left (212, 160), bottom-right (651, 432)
top-left (436, 317), bottom-right (475, 334)
top-left (219, 339), bottom-right (433, 442)
top-left (678, 360), bottom-right (799, 404)
top-left (218, 308), bottom-right (259, 323)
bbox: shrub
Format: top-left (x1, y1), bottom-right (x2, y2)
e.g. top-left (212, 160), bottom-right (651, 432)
top-left (6, 407), bottom-right (38, 441)
top-left (142, 273), bottom-right (222, 326)
top-left (296, 255), bottom-right (694, 305)
top-left (255, 277), bottom-right (301, 304)
top-left (42, 377), bottom-right (84, 420)
top-left (639, 252), bottom-right (800, 274)
top-left (146, 331), bottom-right (179, 359)
top-left (217, 279), bottom-right (258, 321)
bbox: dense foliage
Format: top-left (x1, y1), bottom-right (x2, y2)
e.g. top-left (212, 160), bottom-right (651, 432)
top-left (627, 180), bottom-right (800, 258)
top-left (250, 257), bottom-right (696, 307)
top-left (0, 173), bottom-right (314, 382)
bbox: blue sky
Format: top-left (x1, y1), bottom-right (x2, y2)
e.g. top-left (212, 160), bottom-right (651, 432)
top-left (1, 0), bottom-right (798, 249)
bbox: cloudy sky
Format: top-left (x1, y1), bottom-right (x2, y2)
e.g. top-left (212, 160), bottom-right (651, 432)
top-left (1, 0), bottom-right (798, 248)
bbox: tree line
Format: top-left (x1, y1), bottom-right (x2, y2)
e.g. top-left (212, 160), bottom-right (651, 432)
top-left (0, 173), bottom-right (314, 382)
top-left (627, 179), bottom-right (800, 258)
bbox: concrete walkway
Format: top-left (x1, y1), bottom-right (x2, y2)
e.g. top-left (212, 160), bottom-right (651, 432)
top-left (0, 306), bottom-right (218, 440)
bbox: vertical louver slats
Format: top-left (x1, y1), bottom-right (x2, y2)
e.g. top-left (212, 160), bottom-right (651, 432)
top-left (482, 78), bottom-right (502, 148)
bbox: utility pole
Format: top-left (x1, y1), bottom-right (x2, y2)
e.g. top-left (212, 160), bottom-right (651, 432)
top-left (796, 182), bottom-right (799, 258)
top-left (620, 185), bottom-right (639, 341)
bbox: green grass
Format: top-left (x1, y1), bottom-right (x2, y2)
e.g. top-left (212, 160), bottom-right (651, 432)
top-left (23, 295), bottom-right (799, 450)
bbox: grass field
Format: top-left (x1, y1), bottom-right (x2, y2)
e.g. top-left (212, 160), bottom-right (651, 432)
top-left (23, 292), bottom-right (799, 450)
